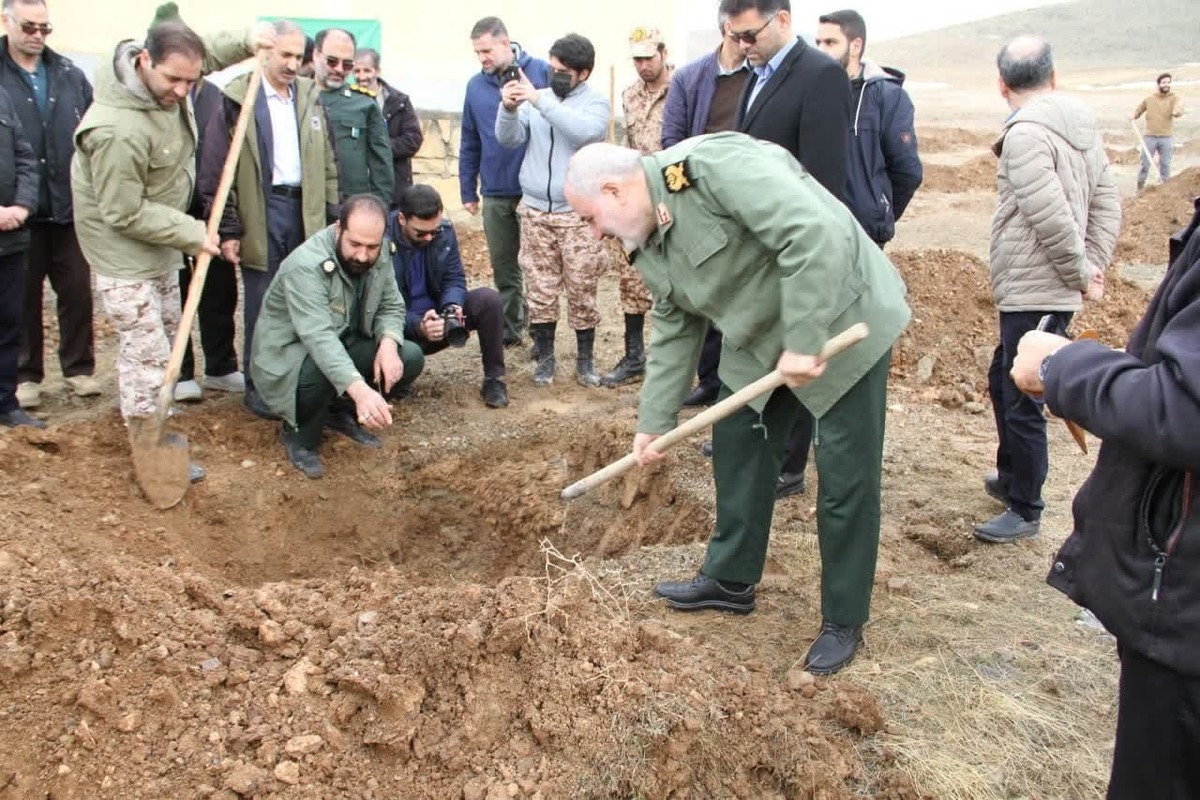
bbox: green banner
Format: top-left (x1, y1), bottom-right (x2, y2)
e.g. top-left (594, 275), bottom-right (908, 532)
top-left (256, 17), bottom-right (382, 53)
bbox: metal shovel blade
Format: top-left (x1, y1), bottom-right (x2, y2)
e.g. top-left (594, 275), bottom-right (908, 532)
top-left (129, 421), bottom-right (190, 509)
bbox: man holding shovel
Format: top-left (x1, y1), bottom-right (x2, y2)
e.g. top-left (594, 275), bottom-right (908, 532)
top-left (71, 14), bottom-right (273, 481)
top-left (565, 133), bottom-right (910, 675)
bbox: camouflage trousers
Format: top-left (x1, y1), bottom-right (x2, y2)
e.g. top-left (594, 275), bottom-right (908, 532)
top-left (518, 204), bottom-right (607, 330)
top-left (606, 238), bottom-right (653, 315)
top-left (95, 272), bottom-right (181, 420)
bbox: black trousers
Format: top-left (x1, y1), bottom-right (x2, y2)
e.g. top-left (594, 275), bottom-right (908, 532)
top-left (178, 255), bottom-right (239, 381)
top-left (244, 194), bottom-right (304, 391)
top-left (987, 310), bottom-right (1071, 521)
top-left (18, 222), bottom-right (94, 383)
top-left (1108, 646), bottom-right (1200, 799)
top-left (417, 288), bottom-right (506, 380)
top-left (0, 251), bottom-right (24, 413)
top-left (696, 323), bottom-right (722, 391)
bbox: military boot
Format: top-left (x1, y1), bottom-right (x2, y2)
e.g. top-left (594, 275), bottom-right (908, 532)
top-left (600, 314), bottom-right (645, 387)
top-left (575, 328), bottom-right (601, 387)
top-left (530, 323), bottom-right (556, 386)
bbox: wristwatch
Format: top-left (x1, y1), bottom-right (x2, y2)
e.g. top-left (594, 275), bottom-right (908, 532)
top-left (1038, 351), bottom-right (1057, 384)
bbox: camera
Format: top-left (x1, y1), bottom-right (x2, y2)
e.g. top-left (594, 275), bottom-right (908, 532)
top-left (441, 305), bottom-right (468, 348)
top-left (499, 64), bottom-right (520, 86)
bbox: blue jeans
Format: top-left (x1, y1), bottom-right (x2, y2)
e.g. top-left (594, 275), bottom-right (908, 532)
top-left (1138, 135), bottom-right (1173, 186)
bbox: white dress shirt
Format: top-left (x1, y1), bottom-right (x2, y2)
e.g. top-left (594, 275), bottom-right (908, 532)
top-left (263, 80), bottom-right (303, 186)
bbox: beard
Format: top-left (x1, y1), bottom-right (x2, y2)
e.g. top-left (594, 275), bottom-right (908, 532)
top-left (336, 235), bottom-right (374, 274)
top-left (1160, 85), bottom-right (1171, 93)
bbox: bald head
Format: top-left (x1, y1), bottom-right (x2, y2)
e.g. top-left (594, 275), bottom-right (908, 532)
top-left (997, 35), bottom-right (1054, 92)
top-left (565, 144), bottom-right (655, 251)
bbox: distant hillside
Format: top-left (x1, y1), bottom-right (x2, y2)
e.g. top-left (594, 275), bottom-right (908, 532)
top-left (873, 0), bottom-right (1199, 73)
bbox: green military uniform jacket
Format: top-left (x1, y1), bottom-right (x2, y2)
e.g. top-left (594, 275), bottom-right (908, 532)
top-left (71, 32), bottom-right (252, 280)
top-left (216, 73), bottom-right (339, 273)
top-left (634, 132), bottom-right (912, 434)
top-left (250, 225), bottom-right (407, 426)
top-left (322, 84), bottom-right (394, 202)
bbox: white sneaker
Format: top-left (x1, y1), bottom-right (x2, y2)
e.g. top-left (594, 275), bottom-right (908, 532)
top-left (174, 380), bottom-right (203, 402)
top-left (202, 371), bottom-right (246, 393)
top-left (16, 382), bottom-right (40, 409)
top-left (65, 375), bottom-right (102, 397)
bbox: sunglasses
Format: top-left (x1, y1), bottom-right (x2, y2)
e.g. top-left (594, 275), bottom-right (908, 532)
top-left (324, 55), bottom-right (355, 71)
top-left (13, 18), bottom-right (53, 36)
top-left (729, 13), bottom-right (776, 45)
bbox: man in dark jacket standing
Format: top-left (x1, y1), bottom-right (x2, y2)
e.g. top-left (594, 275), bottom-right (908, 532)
top-left (353, 48), bottom-right (423, 209)
top-left (0, 81), bottom-right (41, 427)
top-left (460, 16), bottom-right (550, 348)
top-left (1012, 198), bottom-right (1200, 800)
top-left (1, 0), bottom-right (97, 410)
top-left (815, 9), bottom-right (922, 247)
top-left (388, 185), bottom-right (508, 408)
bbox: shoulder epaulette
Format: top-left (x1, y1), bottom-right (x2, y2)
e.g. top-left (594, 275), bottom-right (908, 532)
top-left (349, 84), bottom-right (377, 98)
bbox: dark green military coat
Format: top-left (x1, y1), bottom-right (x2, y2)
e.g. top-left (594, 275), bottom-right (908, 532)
top-left (321, 84), bottom-right (395, 202)
top-left (632, 132), bottom-right (912, 434)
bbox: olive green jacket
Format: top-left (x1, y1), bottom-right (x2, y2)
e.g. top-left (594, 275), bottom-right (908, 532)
top-left (70, 32), bottom-right (252, 280)
top-left (249, 226), bottom-right (406, 426)
top-left (321, 84), bottom-right (394, 202)
top-left (633, 132), bottom-right (911, 434)
top-left (204, 73), bottom-right (340, 272)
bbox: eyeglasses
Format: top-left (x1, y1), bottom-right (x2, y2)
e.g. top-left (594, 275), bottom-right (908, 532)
top-left (13, 18), bottom-right (53, 36)
top-left (409, 226), bottom-right (438, 240)
top-left (729, 14), bottom-right (776, 45)
top-left (324, 55), bottom-right (355, 71)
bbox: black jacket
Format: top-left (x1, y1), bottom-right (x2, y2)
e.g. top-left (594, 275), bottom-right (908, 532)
top-left (737, 37), bottom-right (850, 198)
top-left (386, 215), bottom-right (467, 341)
top-left (0, 41), bottom-right (92, 223)
top-left (1046, 198), bottom-right (1200, 676)
top-left (843, 62), bottom-right (923, 244)
top-left (0, 86), bottom-right (38, 255)
top-left (378, 80), bottom-right (423, 207)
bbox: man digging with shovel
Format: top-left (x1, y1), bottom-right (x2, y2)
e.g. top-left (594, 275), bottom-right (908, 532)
top-left (564, 133), bottom-right (910, 675)
top-left (71, 12), bottom-right (274, 487)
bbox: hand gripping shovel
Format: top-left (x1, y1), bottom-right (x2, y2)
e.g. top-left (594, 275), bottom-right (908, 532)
top-left (561, 323), bottom-right (870, 501)
top-left (130, 59), bottom-right (264, 509)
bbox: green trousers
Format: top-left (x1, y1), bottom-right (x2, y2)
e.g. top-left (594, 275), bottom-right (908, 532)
top-left (293, 336), bottom-right (425, 449)
top-left (482, 196), bottom-right (524, 342)
top-left (703, 349), bottom-right (891, 626)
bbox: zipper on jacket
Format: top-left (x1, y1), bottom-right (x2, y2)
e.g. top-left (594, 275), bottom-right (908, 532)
top-left (546, 127), bottom-right (556, 213)
top-left (1149, 471), bottom-right (1192, 602)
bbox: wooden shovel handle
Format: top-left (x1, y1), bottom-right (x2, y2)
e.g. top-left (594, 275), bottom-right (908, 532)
top-left (560, 323), bottom-right (870, 500)
top-left (155, 60), bottom-right (264, 422)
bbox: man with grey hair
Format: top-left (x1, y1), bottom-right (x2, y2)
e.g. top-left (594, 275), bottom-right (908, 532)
top-left (566, 133), bottom-right (910, 675)
top-left (353, 47), bottom-right (423, 208)
top-left (976, 35), bottom-right (1120, 544)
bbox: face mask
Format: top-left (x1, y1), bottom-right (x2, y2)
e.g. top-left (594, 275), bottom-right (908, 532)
top-left (551, 71), bottom-right (574, 99)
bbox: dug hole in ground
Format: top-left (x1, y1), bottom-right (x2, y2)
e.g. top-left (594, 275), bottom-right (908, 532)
top-left (1, 132), bottom-right (1196, 799)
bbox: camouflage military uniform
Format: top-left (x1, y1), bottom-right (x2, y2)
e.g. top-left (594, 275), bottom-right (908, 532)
top-left (612, 73), bottom-right (673, 315)
top-left (95, 273), bottom-right (182, 420)
top-left (519, 205), bottom-right (607, 330)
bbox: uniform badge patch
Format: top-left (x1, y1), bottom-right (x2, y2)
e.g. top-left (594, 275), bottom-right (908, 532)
top-left (900, 131), bottom-right (912, 144)
top-left (661, 160), bottom-right (694, 193)
top-left (322, 260), bottom-right (336, 274)
top-left (311, 116), bottom-right (322, 130)
top-left (656, 203), bottom-right (672, 226)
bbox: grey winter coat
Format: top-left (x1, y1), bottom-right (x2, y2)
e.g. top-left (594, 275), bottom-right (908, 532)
top-left (989, 92), bottom-right (1121, 312)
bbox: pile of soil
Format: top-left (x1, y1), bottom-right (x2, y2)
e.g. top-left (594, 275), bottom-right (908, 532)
top-left (1104, 146), bottom-right (1141, 166)
top-left (1113, 167), bottom-right (1200, 265)
top-left (917, 127), bottom-right (996, 153)
top-left (889, 249), bottom-right (1150, 402)
top-left (920, 153), bottom-right (997, 194)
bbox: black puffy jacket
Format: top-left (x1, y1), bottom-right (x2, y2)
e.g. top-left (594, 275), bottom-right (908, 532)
top-left (0, 86), bottom-right (38, 255)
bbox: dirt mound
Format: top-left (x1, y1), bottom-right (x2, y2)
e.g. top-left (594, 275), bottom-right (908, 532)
top-left (920, 153), bottom-right (997, 194)
top-left (459, 226), bottom-right (493, 283)
top-left (1105, 146), bottom-right (1141, 166)
top-left (889, 249), bottom-right (1150, 400)
top-left (1113, 167), bottom-right (1200, 265)
top-left (918, 127), bottom-right (996, 153)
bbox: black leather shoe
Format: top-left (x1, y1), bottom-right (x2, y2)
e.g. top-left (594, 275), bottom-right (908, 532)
top-left (699, 440), bottom-right (713, 458)
top-left (804, 621), bottom-right (863, 675)
top-left (0, 408), bottom-right (45, 429)
top-left (324, 412), bottom-right (382, 448)
top-left (280, 427), bottom-right (323, 479)
top-left (481, 378), bottom-right (509, 408)
top-left (974, 509), bottom-right (1039, 543)
top-left (983, 471), bottom-right (1009, 505)
top-left (681, 383), bottom-right (719, 408)
top-left (244, 387), bottom-right (282, 421)
top-left (653, 573), bottom-right (755, 614)
top-left (776, 472), bottom-right (807, 499)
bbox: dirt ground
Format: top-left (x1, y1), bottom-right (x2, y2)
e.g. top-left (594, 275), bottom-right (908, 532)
top-left (2, 97), bottom-right (1197, 798)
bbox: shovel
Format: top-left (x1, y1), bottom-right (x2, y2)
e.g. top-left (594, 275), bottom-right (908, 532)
top-left (561, 323), bottom-right (869, 501)
top-left (130, 59), bottom-right (264, 509)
